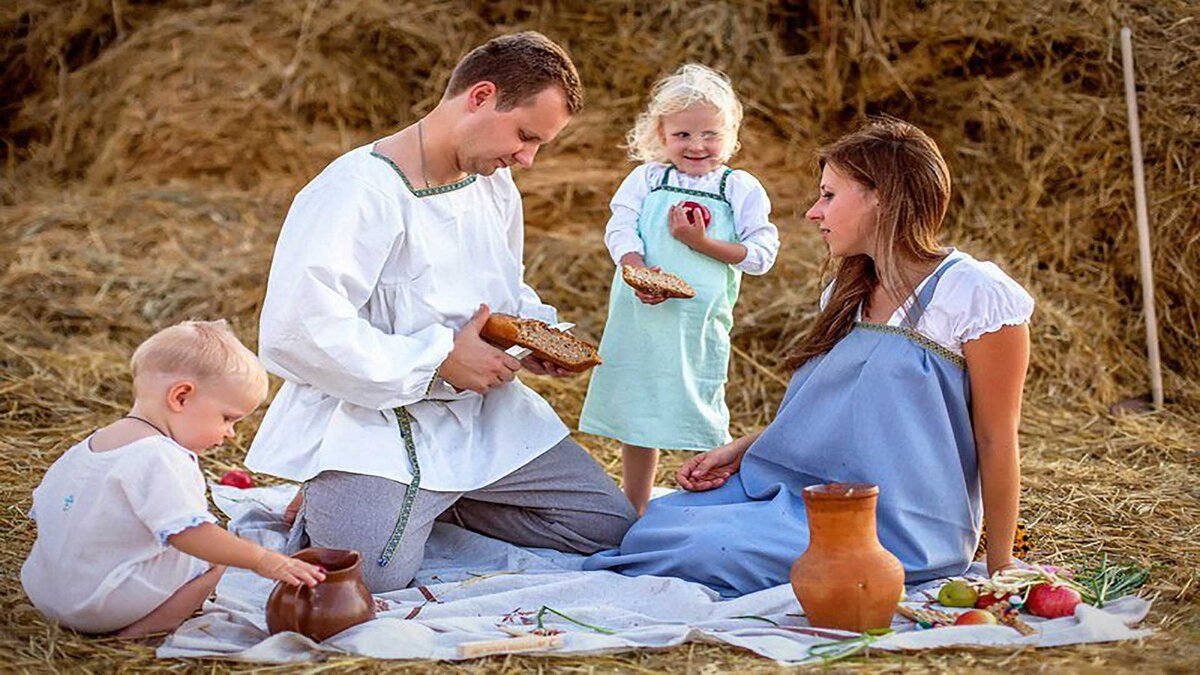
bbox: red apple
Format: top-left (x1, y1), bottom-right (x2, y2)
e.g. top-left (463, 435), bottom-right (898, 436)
top-left (975, 592), bottom-right (1005, 610)
top-left (1025, 583), bottom-right (1082, 619)
top-left (219, 469), bottom-right (255, 489)
top-left (679, 200), bottom-right (712, 227)
top-left (954, 609), bottom-right (999, 626)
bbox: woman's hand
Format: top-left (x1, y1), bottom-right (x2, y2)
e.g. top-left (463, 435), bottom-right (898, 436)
top-left (677, 436), bottom-right (755, 491)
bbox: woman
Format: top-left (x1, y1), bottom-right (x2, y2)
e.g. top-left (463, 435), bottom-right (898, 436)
top-left (583, 119), bottom-right (1032, 597)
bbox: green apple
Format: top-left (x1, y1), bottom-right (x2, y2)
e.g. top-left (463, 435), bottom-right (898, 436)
top-left (937, 580), bottom-right (979, 608)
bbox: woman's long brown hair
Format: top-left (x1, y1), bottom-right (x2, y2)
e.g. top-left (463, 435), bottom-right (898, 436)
top-left (786, 119), bottom-right (952, 370)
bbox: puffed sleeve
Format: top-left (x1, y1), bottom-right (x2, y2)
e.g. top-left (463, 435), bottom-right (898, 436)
top-left (502, 170), bottom-right (558, 325)
top-left (727, 170), bottom-right (780, 275)
top-left (603, 164), bottom-right (654, 264)
top-left (952, 263), bottom-right (1035, 344)
top-left (258, 176), bottom-right (455, 410)
top-left (118, 443), bottom-right (217, 545)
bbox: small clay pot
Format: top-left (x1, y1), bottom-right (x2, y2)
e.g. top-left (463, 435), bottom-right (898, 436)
top-left (789, 483), bottom-right (904, 632)
top-left (265, 548), bottom-right (375, 642)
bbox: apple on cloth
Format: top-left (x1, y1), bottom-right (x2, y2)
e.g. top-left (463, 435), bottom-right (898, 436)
top-left (953, 609), bottom-right (999, 626)
top-left (1025, 583), bottom-right (1083, 619)
top-left (937, 579), bottom-right (978, 608)
top-left (975, 591), bottom-right (1007, 610)
top-left (218, 469), bottom-right (255, 489)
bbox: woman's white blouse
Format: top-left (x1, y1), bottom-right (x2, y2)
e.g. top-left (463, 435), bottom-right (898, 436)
top-left (21, 436), bottom-right (215, 633)
top-left (820, 249), bottom-right (1035, 357)
top-left (246, 143), bottom-right (569, 492)
top-left (604, 163), bottom-right (780, 275)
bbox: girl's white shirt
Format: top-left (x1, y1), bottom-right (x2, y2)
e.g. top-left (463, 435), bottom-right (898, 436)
top-left (604, 162), bottom-right (780, 275)
top-left (21, 435), bottom-right (215, 633)
top-left (821, 249), bottom-right (1035, 357)
top-left (246, 143), bottom-right (569, 491)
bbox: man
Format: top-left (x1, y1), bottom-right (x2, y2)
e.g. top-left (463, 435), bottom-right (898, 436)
top-left (246, 32), bottom-right (636, 592)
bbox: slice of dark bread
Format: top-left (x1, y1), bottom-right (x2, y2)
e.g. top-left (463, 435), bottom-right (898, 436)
top-left (621, 265), bottom-right (696, 299)
top-left (481, 314), bottom-right (602, 373)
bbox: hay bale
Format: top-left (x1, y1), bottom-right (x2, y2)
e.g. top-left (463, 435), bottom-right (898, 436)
top-left (1, 0), bottom-right (1198, 670)
top-left (3, 0), bottom-right (1196, 393)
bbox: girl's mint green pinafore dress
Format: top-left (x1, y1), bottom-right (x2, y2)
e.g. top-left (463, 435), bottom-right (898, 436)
top-left (579, 166), bottom-right (741, 450)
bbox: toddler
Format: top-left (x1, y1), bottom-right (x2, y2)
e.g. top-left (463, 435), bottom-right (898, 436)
top-left (21, 320), bottom-right (324, 637)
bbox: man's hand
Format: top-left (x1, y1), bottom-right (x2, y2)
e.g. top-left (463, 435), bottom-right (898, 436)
top-left (521, 355), bottom-right (572, 377)
top-left (439, 304), bottom-right (522, 394)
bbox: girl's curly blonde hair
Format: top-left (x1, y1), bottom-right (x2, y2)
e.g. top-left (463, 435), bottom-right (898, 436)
top-left (626, 64), bottom-right (744, 164)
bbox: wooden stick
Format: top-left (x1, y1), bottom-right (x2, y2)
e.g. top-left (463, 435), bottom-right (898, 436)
top-left (1120, 26), bottom-right (1164, 409)
top-left (895, 604), bottom-right (955, 627)
top-left (1001, 614), bottom-right (1037, 637)
top-left (456, 634), bottom-right (565, 658)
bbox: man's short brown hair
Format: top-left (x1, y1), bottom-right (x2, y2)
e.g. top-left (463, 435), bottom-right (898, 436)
top-left (445, 31), bottom-right (583, 115)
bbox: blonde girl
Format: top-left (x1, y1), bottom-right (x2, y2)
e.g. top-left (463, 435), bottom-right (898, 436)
top-left (579, 64), bottom-right (780, 514)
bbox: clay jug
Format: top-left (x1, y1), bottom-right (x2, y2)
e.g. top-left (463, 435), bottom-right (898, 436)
top-left (789, 483), bottom-right (904, 632)
top-left (265, 547), bottom-right (375, 641)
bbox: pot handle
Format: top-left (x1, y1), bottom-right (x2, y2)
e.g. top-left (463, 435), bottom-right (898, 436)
top-left (289, 582), bottom-right (312, 636)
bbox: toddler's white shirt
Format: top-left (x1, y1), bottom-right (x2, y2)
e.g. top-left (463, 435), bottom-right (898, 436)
top-left (21, 435), bottom-right (215, 633)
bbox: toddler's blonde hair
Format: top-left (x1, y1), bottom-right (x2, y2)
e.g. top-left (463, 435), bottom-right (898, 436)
top-left (626, 63), bottom-right (744, 164)
top-left (130, 320), bottom-right (268, 400)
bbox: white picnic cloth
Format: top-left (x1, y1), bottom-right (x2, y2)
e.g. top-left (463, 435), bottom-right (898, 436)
top-left (157, 485), bottom-right (1153, 664)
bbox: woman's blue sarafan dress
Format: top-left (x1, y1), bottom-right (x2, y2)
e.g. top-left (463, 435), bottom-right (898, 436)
top-left (583, 258), bottom-right (983, 597)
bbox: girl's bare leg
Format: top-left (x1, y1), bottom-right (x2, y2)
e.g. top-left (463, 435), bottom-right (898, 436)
top-left (622, 444), bottom-right (659, 516)
top-left (116, 565), bottom-right (226, 639)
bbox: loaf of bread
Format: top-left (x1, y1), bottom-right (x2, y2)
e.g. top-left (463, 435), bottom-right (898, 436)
top-left (621, 265), bottom-right (696, 299)
top-left (481, 314), bottom-right (602, 373)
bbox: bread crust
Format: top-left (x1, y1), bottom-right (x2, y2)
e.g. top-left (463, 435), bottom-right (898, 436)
top-left (621, 265), bottom-right (696, 299)
top-left (479, 312), bottom-right (523, 348)
top-left (480, 314), bottom-right (602, 373)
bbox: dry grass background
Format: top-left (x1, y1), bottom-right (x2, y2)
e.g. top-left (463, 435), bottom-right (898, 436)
top-left (1, 0), bottom-right (1198, 671)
